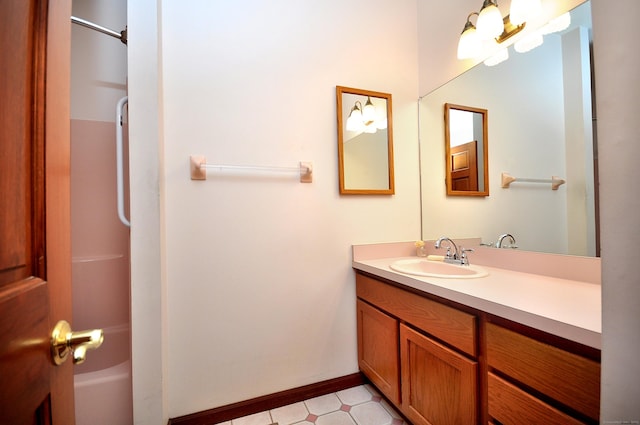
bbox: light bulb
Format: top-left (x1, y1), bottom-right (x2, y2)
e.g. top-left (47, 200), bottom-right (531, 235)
top-left (362, 97), bottom-right (376, 125)
top-left (457, 21), bottom-right (481, 59)
top-left (346, 105), bottom-right (363, 132)
top-left (476, 1), bottom-right (504, 40)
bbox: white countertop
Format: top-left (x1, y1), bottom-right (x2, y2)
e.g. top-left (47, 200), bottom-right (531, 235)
top-left (353, 253), bottom-right (601, 349)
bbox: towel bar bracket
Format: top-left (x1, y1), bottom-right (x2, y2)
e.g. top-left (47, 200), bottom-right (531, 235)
top-left (190, 155), bottom-right (207, 180)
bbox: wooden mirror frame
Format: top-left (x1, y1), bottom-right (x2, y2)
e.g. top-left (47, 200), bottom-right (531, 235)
top-left (336, 86), bottom-right (394, 195)
top-left (444, 103), bottom-right (489, 197)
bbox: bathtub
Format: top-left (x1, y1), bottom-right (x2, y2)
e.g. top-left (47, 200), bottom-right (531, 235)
top-left (74, 324), bottom-right (133, 425)
top-left (75, 360), bottom-right (132, 425)
top-left (72, 254), bottom-right (133, 425)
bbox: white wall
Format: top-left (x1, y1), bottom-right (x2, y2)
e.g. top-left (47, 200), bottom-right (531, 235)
top-left (592, 0), bottom-right (640, 421)
top-left (127, 0), bottom-right (168, 423)
top-left (158, 0), bottom-right (420, 418)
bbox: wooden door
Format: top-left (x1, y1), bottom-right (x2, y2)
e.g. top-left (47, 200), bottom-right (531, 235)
top-left (0, 0), bottom-right (74, 423)
top-left (400, 324), bottom-right (477, 425)
top-left (356, 300), bottom-right (400, 404)
top-left (450, 141), bottom-right (478, 191)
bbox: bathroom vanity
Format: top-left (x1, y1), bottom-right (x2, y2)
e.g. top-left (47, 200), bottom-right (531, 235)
top-left (353, 242), bottom-right (601, 425)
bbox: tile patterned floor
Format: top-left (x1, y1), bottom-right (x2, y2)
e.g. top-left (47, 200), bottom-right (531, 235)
top-left (215, 385), bottom-right (407, 425)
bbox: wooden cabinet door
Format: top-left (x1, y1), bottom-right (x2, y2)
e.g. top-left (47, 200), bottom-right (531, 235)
top-left (356, 300), bottom-right (400, 404)
top-left (400, 324), bottom-right (477, 425)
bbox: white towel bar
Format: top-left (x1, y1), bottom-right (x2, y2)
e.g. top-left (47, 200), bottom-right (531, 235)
top-left (190, 155), bottom-right (312, 183)
top-left (501, 172), bottom-right (565, 190)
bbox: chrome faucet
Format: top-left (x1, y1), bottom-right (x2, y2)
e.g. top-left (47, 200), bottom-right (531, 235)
top-left (496, 233), bottom-right (517, 249)
top-left (434, 237), bottom-right (462, 263)
top-left (435, 237), bottom-right (474, 266)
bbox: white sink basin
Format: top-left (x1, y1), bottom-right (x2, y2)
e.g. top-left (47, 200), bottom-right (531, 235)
top-left (389, 259), bottom-right (488, 279)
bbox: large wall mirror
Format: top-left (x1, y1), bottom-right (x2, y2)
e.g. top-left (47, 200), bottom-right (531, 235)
top-left (419, 1), bottom-right (597, 256)
top-left (336, 86), bottom-right (394, 195)
top-left (445, 103), bottom-right (489, 196)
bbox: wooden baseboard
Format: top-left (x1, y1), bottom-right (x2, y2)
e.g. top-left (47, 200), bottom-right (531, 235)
top-left (168, 373), bottom-right (366, 425)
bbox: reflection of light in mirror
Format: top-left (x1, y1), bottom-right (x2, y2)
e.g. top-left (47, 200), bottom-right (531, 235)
top-left (514, 30), bottom-right (544, 53)
top-left (483, 48), bottom-right (509, 66)
top-left (362, 97), bottom-right (376, 125)
top-left (541, 12), bottom-right (571, 34)
top-left (376, 109), bottom-right (387, 130)
top-left (346, 102), bottom-right (364, 132)
top-left (345, 97), bottom-right (386, 135)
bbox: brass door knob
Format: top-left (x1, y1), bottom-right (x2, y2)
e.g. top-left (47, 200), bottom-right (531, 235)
top-left (50, 320), bottom-right (104, 365)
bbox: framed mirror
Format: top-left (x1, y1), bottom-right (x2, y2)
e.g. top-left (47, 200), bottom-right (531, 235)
top-left (444, 103), bottom-right (489, 196)
top-left (336, 86), bottom-right (394, 195)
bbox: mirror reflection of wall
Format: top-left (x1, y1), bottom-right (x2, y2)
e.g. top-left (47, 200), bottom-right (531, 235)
top-left (449, 109), bottom-right (478, 147)
top-left (420, 1), bottom-right (596, 256)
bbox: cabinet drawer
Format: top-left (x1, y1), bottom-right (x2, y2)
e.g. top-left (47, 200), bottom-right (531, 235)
top-left (356, 273), bottom-right (477, 356)
top-left (488, 373), bottom-right (585, 425)
top-left (486, 323), bottom-right (600, 420)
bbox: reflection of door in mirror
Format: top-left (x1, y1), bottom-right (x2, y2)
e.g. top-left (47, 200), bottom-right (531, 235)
top-left (336, 86), bottom-right (394, 195)
top-left (444, 103), bottom-right (488, 196)
top-left (451, 141), bottom-right (478, 191)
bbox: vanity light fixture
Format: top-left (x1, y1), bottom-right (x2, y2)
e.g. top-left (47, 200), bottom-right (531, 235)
top-left (457, 0), bottom-right (573, 65)
top-left (458, 3), bottom-right (525, 60)
top-left (459, 0), bottom-right (539, 61)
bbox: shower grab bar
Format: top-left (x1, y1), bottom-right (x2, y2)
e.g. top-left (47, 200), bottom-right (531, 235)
top-left (71, 16), bottom-right (127, 45)
top-left (501, 172), bottom-right (566, 190)
top-left (116, 96), bottom-right (130, 227)
top-left (190, 155), bottom-right (313, 183)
